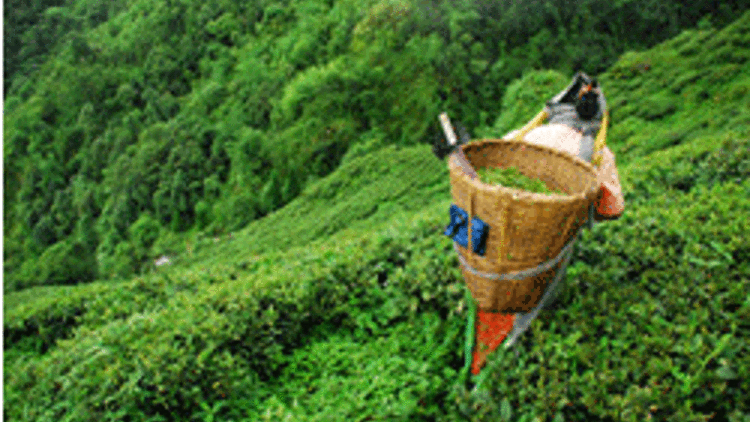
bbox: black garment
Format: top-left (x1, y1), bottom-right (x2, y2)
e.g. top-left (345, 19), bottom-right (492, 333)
top-left (432, 122), bottom-right (471, 160)
top-left (544, 72), bottom-right (608, 163)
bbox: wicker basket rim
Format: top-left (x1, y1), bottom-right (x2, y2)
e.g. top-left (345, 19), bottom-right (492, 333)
top-left (453, 138), bottom-right (600, 204)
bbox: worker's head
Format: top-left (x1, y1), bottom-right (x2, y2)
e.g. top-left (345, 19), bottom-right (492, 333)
top-left (576, 79), bottom-right (599, 120)
top-left (577, 79), bottom-right (597, 99)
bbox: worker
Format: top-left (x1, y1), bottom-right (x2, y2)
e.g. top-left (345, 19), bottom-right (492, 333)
top-left (503, 73), bottom-right (624, 221)
top-left (471, 73), bottom-right (625, 374)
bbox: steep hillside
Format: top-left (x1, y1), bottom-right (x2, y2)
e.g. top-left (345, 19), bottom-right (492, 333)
top-left (5, 0), bottom-right (748, 289)
top-left (5, 11), bottom-right (750, 422)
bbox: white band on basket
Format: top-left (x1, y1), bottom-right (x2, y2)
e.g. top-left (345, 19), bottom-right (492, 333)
top-left (453, 226), bottom-right (582, 281)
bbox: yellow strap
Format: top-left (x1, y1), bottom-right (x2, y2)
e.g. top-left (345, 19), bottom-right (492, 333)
top-left (592, 111), bottom-right (608, 168)
top-left (513, 110), bottom-right (549, 141)
top-left (512, 108), bottom-right (607, 167)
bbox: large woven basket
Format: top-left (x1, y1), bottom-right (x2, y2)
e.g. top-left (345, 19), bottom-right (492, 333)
top-left (448, 138), bottom-right (601, 312)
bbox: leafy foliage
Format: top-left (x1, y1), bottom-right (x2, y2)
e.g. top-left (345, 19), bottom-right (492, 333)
top-left (475, 69), bottom-right (569, 138)
top-left (5, 0), bottom-right (748, 285)
top-left (476, 166), bottom-right (566, 194)
top-left (4, 3), bottom-right (750, 422)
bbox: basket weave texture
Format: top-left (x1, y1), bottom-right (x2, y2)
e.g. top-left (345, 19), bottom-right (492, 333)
top-left (448, 139), bottom-right (601, 312)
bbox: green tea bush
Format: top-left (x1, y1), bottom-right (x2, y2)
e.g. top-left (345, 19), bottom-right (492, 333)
top-left (4, 264), bottom-right (226, 366)
top-left (35, 239), bottom-right (97, 288)
top-left (3, 208), bottom-right (469, 422)
top-left (621, 131), bottom-right (750, 205)
top-left (476, 166), bottom-right (566, 195)
top-left (252, 312), bottom-right (464, 421)
top-left (472, 180), bottom-right (750, 422)
top-left (187, 143), bottom-right (449, 263)
top-left (602, 12), bottom-right (750, 166)
top-left (339, 128), bottom-right (387, 165)
top-left (3, 285), bottom-right (94, 357)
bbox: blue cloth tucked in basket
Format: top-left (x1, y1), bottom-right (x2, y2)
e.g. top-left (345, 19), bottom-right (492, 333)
top-left (444, 204), bottom-right (488, 256)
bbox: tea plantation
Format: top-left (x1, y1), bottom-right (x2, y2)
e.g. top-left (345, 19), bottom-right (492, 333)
top-left (4, 5), bottom-right (750, 422)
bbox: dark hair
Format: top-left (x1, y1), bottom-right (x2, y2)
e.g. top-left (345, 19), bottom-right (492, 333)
top-left (576, 83), bottom-right (599, 120)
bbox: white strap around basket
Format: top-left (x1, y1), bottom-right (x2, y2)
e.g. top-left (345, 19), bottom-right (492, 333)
top-left (453, 225), bottom-right (581, 281)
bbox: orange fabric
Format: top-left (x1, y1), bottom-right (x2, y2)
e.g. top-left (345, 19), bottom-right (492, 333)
top-left (577, 83), bottom-right (594, 99)
top-left (595, 147), bottom-right (625, 217)
top-left (471, 311), bottom-right (516, 375)
top-left (597, 184), bottom-right (620, 217)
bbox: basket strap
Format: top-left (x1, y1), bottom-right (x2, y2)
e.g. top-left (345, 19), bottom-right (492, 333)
top-left (591, 110), bottom-right (609, 167)
top-left (454, 223), bottom-right (583, 281)
top-left (514, 109), bottom-right (549, 142)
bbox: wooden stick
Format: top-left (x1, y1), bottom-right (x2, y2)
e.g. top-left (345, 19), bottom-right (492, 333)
top-left (439, 113), bottom-right (459, 146)
top-left (439, 112), bottom-right (478, 179)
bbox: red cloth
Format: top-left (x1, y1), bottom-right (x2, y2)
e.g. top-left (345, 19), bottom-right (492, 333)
top-left (595, 147), bottom-right (625, 218)
top-left (596, 183), bottom-right (622, 218)
top-left (471, 311), bottom-right (516, 375)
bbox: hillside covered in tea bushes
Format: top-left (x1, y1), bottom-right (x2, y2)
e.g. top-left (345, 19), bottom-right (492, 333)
top-left (4, 0), bottom-right (748, 288)
top-left (4, 1), bottom-right (750, 422)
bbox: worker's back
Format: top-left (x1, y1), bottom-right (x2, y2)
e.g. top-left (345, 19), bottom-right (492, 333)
top-left (504, 73), bottom-right (624, 219)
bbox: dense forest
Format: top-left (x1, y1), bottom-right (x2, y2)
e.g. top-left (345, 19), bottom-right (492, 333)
top-left (3, 0), bottom-right (747, 290)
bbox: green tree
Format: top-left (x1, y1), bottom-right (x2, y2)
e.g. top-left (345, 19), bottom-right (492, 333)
top-left (170, 169), bottom-right (191, 232)
top-left (111, 240), bottom-right (138, 279)
top-left (38, 239), bottom-right (97, 286)
top-left (259, 168), bottom-right (282, 215)
top-left (128, 213), bottom-right (162, 252)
